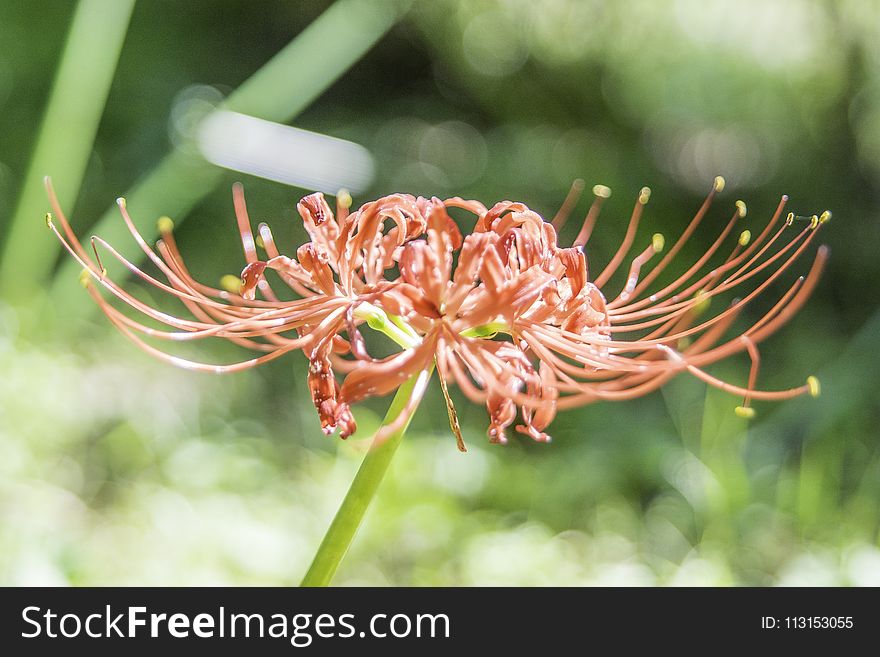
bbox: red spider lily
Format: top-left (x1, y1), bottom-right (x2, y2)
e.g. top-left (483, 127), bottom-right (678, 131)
top-left (47, 175), bottom-right (827, 450)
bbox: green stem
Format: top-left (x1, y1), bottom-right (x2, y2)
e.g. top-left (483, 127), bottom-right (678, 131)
top-left (301, 368), bottom-right (431, 587)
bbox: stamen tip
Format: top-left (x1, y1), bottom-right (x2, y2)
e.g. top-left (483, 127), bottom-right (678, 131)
top-left (738, 229), bottom-right (751, 246)
top-left (735, 200), bottom-right (747, 218)
top-left (157, 216), bottom-right (174, 234)
top-left (219, 274), bottom-right (241, 294)
top-left (807, 375), bottom-right (821, 398)
top-left (572, 178), bottom-right (586, 191)
top-left (78, 269), bottom-right (91, 288)
top-left (337, 188), bottom-right (353, 209)
top-left (785, 212), bottom-right (795, 226)
top-left (819, 210), bottom-right (831, 224)
top-left (116, 197), bottom-right (126, 209)
top-left (734, 405), bottom-right (755, 419)
top-left (592, 184), bottom-right (611, 199)
top-left (713, 176), bottom-right (725, 192)
top-left (255, 234), bottom-right (265, 249)
top-left (692, 289), bottom-right (710, 315)
top-left (638, 186), bottom-right (651, 204)
top-left (652, 233), bottom-right (665, 253)
top-left (45, 212), bottom-right (53, 227)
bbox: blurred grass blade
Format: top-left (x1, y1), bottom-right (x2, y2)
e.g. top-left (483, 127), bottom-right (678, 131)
top-left (0, 0), bottom-right (135, 303)
top-left (50, 0), bottom-right (408, 321)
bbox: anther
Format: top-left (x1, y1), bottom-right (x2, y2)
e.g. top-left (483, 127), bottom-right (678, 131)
top-left (692, 289), bottom-right (710, 315)
top-left (652, 233), bottom-right (665, 253)
top-left (713, 176), bottom-right (725, 193)
top-left (734, 405), bottom-right (756, 419)
top-left (785, 212), bottom-right (795, 226)
top-left (638, 186), bottom-right (651, 205)
top-left (78, 269), bottom-right (91, 288)
top-left (738, 230), bottom-right (751, 246)
top-left (45, 212), bottom-right (53, 228)
top-left (337, 189), bottom-right (353, 210)
top-left (157, 216), bottom-right (174, 234)
top-left (592, 184), bottom-right (612, 199)
top-left (807, 376), bottom-right (821, 398)
top-left (819, 210), bottom-right (831, 224)
top-left (116, 197), bottom-right (126, 209)
top-left (735, 200), bottom-right (747, 218)
top-left (219, 274), bottom-right (241, 294)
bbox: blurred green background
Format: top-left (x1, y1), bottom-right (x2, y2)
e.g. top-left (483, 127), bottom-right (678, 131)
top-left (1, 0), bottom-right (879, 585)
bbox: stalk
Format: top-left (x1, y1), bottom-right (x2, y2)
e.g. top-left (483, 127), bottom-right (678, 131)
top-left (301, 368), bottom-right (431, 586)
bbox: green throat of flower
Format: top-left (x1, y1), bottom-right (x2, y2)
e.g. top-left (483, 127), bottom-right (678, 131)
top-left (355, 302), bottom-right (509, 349)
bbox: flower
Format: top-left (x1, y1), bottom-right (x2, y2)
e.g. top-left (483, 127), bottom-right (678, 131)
top-left (47, 175), bottom-right (828, 449)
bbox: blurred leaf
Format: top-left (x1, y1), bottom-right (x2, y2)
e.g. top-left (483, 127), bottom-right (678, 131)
top-left (0, 0), bottom-right (135, 303)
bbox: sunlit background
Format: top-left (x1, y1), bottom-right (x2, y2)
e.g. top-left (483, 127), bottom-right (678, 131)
top-left (2, 0), bottom-right (879, 585)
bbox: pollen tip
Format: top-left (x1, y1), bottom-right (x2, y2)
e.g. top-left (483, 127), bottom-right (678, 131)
top-left (738, 229), bottom-right (751, 246)
top-left (638, 186), bottom-right (651, 204)
top-left (713, 176), bottom-right (725, 192)
top-left (807, 375), bottom-right (821, 398)
top-left (219, 274), bottom-right (240, 294)
top-left (652, 233), bottom-right (665, 253)
top-left (819, 210), bottom-right (831, 224)
top-left (735, 200), bottom-right (747, 218)
top-left (734, 405), bottom-right (756, 419)
top-left (157, 216), bottom-right (174, 234)
top-left (337, 188), bottom-right (353, 209)
top-left (785, 212), bottom-right (795, 226)
top-left (592, 184), bottom-right (612, 199)
top-left (116, 197), bottom-right (126, 209)
top-left (692, 288), bottom-right (710, 315)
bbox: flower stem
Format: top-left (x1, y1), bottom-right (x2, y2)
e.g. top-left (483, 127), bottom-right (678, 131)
top-left (300, 368), bottom-right (431, 586)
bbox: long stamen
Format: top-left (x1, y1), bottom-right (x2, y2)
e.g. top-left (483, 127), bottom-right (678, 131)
top-left (607, 176), bottom-right (723, 309)
top-left (613, 234), bottom-right (665, 303)
top-left (233, 182), bottom-right (278, 301)
top-left (593, 187), bottom-right (650, 288)
top-left (551, 178), bottom-right (585, 231)
top-left (572, 184), bottom-right (611, 248)
top-left (734, 336), bottom-right (760, 417)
